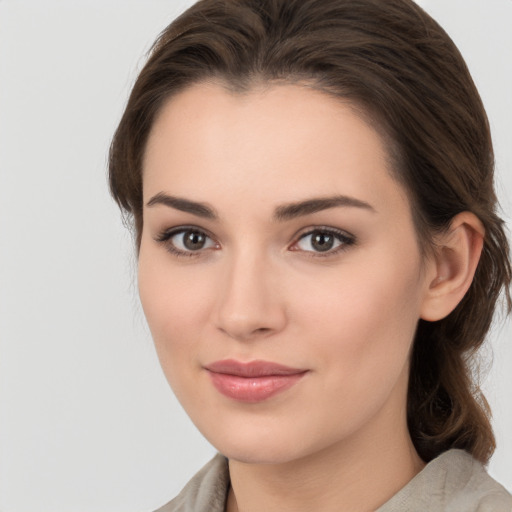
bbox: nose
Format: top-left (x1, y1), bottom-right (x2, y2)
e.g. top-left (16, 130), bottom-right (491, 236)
top-left (213, 250), bottom-right (288, 342)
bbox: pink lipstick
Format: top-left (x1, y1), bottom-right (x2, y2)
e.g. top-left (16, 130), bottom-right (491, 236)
top-left (204, 359), bottom-right (308, 403)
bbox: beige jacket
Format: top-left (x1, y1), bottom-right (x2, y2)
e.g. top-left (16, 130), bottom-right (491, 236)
top-left (155, 449), bottom-right (512, 512)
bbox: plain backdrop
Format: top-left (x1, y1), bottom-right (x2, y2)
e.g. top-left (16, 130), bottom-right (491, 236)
top-left (0, 1), bottom-right (511, 511)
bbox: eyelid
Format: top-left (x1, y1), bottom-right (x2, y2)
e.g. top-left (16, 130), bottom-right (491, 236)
top-left (154, 225), bottom-right (219, 258)
top-left (289, 226), bottom-right (356, 256)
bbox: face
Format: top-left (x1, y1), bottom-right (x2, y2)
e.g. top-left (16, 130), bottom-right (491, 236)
top-left (139, 83), bottom-right (433, 464)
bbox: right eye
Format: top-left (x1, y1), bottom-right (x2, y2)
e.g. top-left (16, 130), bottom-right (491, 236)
top-left (155, 227), bottom-right (218, 257)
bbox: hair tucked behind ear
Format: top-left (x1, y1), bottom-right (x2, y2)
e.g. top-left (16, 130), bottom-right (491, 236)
top-left (109, 0), bottom-right (511, 463)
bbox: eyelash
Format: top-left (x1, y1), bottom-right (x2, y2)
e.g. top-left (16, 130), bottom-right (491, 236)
top-left (154, 226), bottom-right (356, 259)
top-left (291, 227), bottom-right (356, 258)
top-left (155, 226), bottom-right (219, 259)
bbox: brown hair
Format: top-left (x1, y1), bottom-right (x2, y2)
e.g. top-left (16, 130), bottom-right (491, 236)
top-left (109, 0), bottom-right (511, 464)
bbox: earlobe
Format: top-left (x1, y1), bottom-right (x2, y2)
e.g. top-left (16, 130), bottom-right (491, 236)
top-left (420, 212), bottom-right (485, 322)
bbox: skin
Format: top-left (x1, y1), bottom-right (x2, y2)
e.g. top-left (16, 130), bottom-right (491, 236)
top-left (138, 83), bottom-right (484, 512)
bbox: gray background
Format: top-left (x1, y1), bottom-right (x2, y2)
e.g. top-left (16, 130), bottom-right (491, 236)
top-left (0, 1), bottom-right (510, 511)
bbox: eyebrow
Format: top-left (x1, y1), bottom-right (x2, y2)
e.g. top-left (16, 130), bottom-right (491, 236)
top-left (273, 195), bottom-right (376, 221)
top-left (146, 192), bottom-right (218, 219)
top-left (146, 192), bottom-right (375, 221)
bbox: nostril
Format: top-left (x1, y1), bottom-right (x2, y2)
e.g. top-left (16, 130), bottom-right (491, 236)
top-left (217, 322), bottom-right (281, 342)
top-left (213, 270), bottom-right (288, 341)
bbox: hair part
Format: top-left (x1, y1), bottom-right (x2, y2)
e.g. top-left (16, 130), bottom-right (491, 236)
top-left (109, 0), bottom-right (511, 464)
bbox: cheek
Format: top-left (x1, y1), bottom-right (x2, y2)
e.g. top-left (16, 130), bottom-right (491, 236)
top-left (278, 257), bottom-right (423, 448)
top-left (137, 251), bottom-right (214, 378)
top-left (293, 254), bottom-right (423, 383)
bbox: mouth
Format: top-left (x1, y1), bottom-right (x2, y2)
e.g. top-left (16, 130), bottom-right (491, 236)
top-left (204, 359), bottom-right (309, 403)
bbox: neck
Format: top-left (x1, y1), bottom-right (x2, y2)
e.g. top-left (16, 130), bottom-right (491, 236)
top-left (226, 391), bottom-right (424, 512)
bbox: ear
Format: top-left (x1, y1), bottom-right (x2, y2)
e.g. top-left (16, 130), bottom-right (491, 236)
top-left (420, 212), bottom-right (485, 322)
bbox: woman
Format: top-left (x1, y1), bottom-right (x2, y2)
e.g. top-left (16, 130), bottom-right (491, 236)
top-left (109, 0), bottom-right (512, 510)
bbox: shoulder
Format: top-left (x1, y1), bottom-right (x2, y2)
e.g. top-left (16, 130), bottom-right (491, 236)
top-left (446, 450), bottom-right (512, 512)
top-left (154, 454), bottom-right (230, 512)
top-left (378, 449), bottom-right (512, 512)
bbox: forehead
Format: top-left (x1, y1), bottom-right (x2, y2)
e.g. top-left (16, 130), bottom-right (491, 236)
top-left (142, 82), bottom-right (409, 217)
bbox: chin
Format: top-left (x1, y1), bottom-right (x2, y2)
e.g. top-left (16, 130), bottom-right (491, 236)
top-left (199, 421), bottom-right (332, 466)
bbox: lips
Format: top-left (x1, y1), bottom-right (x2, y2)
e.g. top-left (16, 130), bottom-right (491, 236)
top-left (204, 359), bottom-right (308, 403)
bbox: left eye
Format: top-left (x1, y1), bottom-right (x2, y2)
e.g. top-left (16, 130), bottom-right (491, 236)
top-left (292, 229), bottom-right (354, 253)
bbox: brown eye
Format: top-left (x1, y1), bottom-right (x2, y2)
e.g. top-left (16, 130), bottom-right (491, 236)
top-left (310, 232), bottom-right (335, 252)
top-left (170, 229), bottom-right (217, 252)
top-left (182, 230), bottom-right (208, 250)
top-left (293, 228), bottom-right (355, 255)
top-left (156, 227), bottom-right (217, 256)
